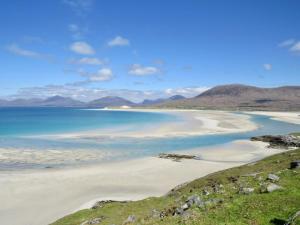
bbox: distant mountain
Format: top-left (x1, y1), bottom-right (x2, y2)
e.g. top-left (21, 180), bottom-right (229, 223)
top-left (87, 96), bottom-right (135, 108)
top-left (39, 96), bottom-right (84, 107)
top-left (169, 95), bottom-right (186, 101)
top-left (140, 98), bottom-right (166, 106)
top-left (139, 95), bottom-right (186, 106)
top-left (0, 96), bottom-right (84, 107)
top-left (157, 84), bottom-right (300, 111)
top-left (0, 98), bottom-right (43, 107)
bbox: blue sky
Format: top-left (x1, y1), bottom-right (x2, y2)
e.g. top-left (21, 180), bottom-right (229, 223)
top-left (1, 0), bottom-right (300, 102)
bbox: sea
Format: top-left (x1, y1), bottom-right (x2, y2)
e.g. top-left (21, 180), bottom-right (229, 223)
top-left (0, 107), bottom-right (299, 170)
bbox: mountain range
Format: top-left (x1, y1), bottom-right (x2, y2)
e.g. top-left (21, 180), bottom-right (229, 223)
top-left (1, 84), bottom-right (300, 110)
top-left (0, 95), bottom-right (185, 108)
top-left (157, 84), bottom-right (300, 111)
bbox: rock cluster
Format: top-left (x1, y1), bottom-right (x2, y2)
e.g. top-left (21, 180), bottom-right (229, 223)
top-left (158, 153), bottom-right (198, 161)
top-left (80, 217), bottom-right (105, 225)
top-left (251, 135), bottom-right (300, 148)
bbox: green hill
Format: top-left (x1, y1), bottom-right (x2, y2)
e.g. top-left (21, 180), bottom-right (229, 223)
top-left (52, 147), bottom-right (300, 225)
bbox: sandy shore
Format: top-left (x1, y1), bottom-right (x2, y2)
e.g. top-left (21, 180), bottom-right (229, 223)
top-left (246, 111), bottom-right (300, 125)
top-left (0, 140), bottom-right (283, 225)
top-left (40, 109), bottom-right (258, 139)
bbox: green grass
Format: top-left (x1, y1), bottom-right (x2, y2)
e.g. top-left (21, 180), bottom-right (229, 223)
top-left (52, 149), bottom-right (300, 225)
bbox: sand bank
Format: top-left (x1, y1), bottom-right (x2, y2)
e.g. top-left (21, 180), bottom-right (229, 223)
top-left (246, 111), bottom-right (300, 125)
top-left (42, 109), bottom-right (258, 139)
top-left (0, 140), bottom-right (283, 225)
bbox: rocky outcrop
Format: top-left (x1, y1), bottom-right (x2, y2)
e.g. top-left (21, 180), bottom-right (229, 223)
top-left (251, 135), bottom-right (300, 148)
top-left (158, 153), bottom-right (199, 161)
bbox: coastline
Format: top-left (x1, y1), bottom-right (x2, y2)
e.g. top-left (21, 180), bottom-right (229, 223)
top-left (0, 139), bottom-right (283, 225)
top-left (1, 109), bottom-right (299, 225)
top-left (246, 111), bottom-right (300, 125)
top-left (37, 109), bottom-right (258, 139)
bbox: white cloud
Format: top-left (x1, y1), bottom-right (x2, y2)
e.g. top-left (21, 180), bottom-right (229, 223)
top-left (79, 68), bottom-right (113, 81)
top-left (89, 68), bottom-right (113, 81)
top-left (69, 57), bottom-right (105, 65)
top-left (278, 39), bottom-right (295, 47)
top-left (6, 44), bottom-right (52, 61)
top-left (107, 36), bottom-right (130, 47)
top-left (63, 0), bottom-right (93, 16)
top-left (128, 64), bottom-right (159, 76)
top-left (263, 63), bottom-right (272, 71)
top-left (290, 41), bottom-right (300, 52)
top-left (70, 41), bottom-right (95, 55)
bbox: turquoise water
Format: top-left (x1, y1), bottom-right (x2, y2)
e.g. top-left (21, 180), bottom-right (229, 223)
top-left (0, 107), bottom-right (176, 136)
top-left (0, 107), bottom-right (300, 170)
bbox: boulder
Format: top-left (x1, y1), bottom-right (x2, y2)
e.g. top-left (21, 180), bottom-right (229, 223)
top-left (267, 174), bottom-right (280, 182)
top-left (290, 160), bottom-right (300, 169)
top-left (239, 187), bottom-right (255, 194)
top-left (174, 207), bottom-right (184, 215)
top-left (266, 183), bottom-right (283, 193)
top-left (181, 203), bottom-right (189, 210)
top-left (186, 195), bottom-right (205, 208)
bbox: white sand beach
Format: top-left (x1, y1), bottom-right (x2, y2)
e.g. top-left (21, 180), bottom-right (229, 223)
top-left (1, 109), bottom-right (298, 225)
top-left (0, 140), bottom-right (284, 225)
top-left (246, 111), bottom-right (300, 125)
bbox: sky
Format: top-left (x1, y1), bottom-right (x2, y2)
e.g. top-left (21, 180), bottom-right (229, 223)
top-left (0, 0), bottom-right (300, 102)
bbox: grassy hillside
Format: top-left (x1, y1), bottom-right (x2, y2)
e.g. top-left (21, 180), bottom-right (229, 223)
top-left (155, 84), bottom-right (300, 111)
top-left (52, 149), bottom-right (300, 225)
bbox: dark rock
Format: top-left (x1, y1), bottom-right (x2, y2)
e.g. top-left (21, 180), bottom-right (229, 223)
top-left (212, 183), bottom-right (224, 193)
top-left (267, 174), bottom-right (280, 182)
top-left (251, 135), bottom-right (300, 148)
top-left (158, 153), bottom-right (197, 161)
top-left (228, 176), bottom-right (239, 183)
top-left (290, 160), bottom-right (300, 169)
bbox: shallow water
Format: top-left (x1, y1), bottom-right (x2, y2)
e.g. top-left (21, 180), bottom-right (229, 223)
top-left (0, 108), bottom-right (299, 170)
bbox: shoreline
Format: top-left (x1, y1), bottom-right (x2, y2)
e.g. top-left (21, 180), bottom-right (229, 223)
top-left (0, 139), bottom-right (284, 225)
top-left (245, 111), bottom-right (300, 125)
top-left (35, 109), bottom-right (258, 139)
